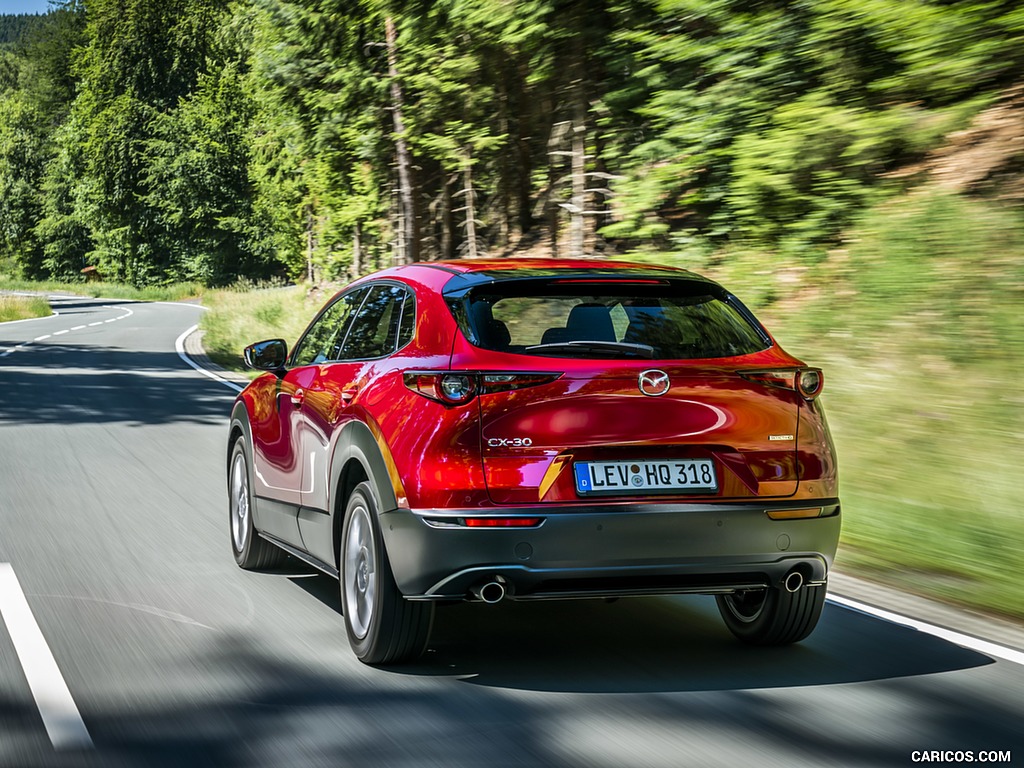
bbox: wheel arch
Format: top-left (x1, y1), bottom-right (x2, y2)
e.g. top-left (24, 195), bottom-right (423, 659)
top-left (227, 399), bottom-right (253, 486)
top-left (328, 420), bottom-right (403, 568)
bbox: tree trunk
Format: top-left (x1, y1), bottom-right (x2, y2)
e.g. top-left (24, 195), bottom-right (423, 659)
top-left (569, 36), bottom-right (587, 259)
top-left (462, 150), bottom-right (479, 259)
top-left (385, 15), bottom-right (420, 265)
top-left (352, 220), bottom-right (362, 279)
top-left (441, 173), bottom-right (453, 260)
top-left (305, 202), bottom-right (315, 283)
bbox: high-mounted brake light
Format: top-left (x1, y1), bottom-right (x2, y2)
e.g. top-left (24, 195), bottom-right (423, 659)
top-left (404, 371), bottom-right (561, 405)
top-left (738, 368), bottom-right (825, 401)
top-left (551, 278), bottom-right (668, 285)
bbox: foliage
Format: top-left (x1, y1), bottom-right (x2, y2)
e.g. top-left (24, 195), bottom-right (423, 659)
top-left (0, 0), bottom-right (1022, 279)
top-left (0, 14), bottom-right (45, 48)
top-left (199, 283), bottom-right (317, 370)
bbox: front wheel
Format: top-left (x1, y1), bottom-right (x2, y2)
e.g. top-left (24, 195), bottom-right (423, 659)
top-left (229, 438), bottom-right (286, 569)
top-left (716, 581), bottom-right (826, 646)
top-left (340, 482), bottom-right (433, 664)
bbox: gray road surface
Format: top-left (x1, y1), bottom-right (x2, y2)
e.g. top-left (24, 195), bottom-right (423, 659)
top-left (0, 297), bottom-right (1021, 767)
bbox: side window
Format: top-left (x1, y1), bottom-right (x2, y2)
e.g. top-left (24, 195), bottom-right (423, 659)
top-left (396, 290), bottom-right (416, 349)
top-left (340, 283), bottom-right (408, 360)
top-left (291, 288), bottom-right (367, 366)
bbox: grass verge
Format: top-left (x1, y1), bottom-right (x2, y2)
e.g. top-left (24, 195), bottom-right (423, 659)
top-left (0, 295), bottom-right (52, 323)
top-left (198, 284), bottom-right (324, 372)
top-left (0, 278), bottom-right (204, 302)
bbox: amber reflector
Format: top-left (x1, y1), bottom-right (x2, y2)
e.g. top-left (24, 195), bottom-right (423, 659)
top-left (766, 508), bottom-right (823, 520)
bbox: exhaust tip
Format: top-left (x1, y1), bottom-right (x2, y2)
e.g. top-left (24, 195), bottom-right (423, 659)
top-left (783, 570), bottom-right (804, 593)
top-left (471, 580), bottom-right (506, 604)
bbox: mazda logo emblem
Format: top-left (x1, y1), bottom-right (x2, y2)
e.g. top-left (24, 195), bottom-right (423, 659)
top-left (638, 369), bottom-right (670, 397)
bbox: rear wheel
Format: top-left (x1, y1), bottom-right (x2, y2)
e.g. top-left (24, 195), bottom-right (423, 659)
top-left (229, 438), bottom-right (286, 569)
top-left (716, 582), bottom-right (826, 646)
top-left (340, 482), bottom-right (433, 664)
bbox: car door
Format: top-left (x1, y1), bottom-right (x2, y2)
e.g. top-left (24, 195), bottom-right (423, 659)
top-left (252, 287), bottom-right (366, 547)
top-left (297, 282), bottom-right (412, 564)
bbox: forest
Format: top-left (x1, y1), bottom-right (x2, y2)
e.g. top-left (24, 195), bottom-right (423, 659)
top-left (1, 0), bottom-right (1023, 286)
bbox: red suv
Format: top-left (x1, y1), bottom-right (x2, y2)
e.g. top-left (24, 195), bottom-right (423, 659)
top-left (227, 259), bottom-right (840, 664)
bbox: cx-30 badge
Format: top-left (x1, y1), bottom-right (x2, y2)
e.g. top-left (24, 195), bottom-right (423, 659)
top-left (638, 369), bottom-right (670, 397)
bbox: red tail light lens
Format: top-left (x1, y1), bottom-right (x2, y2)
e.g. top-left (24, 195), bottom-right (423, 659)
top-left (739, 368), bottom-right (824, 401)
top-left (403, 372), bottom-right (477, 405)
top-left (480, 373), bottom-right (561, 394)
top-left (796, 368), bottom-right (824, 399)
top-left (404, 371), bottom-right (561, 405)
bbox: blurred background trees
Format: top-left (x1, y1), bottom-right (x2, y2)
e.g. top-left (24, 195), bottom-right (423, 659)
top-left (0, 0), bottom-right (1022, 285)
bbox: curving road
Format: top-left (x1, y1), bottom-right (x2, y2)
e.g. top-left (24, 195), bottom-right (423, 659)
top-left (0, 297), bottom-right (1022, 767)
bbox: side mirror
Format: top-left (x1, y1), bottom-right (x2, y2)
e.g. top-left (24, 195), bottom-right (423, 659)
top-left (243, 339), bottom-right (289, 371)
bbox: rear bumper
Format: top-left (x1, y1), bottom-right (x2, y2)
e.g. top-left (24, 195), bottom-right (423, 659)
top-left (380, 499), bottom-right (841, 600)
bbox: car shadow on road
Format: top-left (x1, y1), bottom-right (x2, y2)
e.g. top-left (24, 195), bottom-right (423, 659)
top-left (287, 570), bottom-right (994, 694)
top-left (415, 593), bottom-right (995, 694)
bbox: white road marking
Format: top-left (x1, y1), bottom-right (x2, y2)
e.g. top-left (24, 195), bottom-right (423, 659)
top-left (175, 325), bottom-right (244, 393)
top-left (1, 305), bottom-right (132, 359)
top-left (828, 593), bottom-right (1024, 667)
top-left (0, 563), bottom-right (93, 750)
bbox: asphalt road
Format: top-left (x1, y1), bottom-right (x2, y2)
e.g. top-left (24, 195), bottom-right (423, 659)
top-left (0, 297), bottom-right (1021, 768)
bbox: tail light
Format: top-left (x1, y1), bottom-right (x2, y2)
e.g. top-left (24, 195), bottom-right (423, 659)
top-left (404, 371), bottom-right (561, 405)
top-left (738, 368), bottom-right (825, 400)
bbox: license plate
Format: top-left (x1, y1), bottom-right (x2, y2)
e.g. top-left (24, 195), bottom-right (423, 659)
top-left (574, 459), bottom-right (718, 496)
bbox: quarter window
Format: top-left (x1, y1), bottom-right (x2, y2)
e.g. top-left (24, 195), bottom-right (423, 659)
top-left (339, 283), bottom-right (412, 360)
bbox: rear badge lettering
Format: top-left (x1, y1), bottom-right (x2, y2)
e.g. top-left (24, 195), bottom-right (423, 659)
top-left (769, 434), bottom-right (795, 441)
top-left (487, 437), bottom-right (534, 448)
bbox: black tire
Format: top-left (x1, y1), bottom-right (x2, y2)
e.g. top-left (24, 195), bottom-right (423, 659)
top-left (715, 582), bottom-right (826, 646)
top-left (228, 438), bottom-right (286, 569)
top-left (340, 482), bottom-right (433, 664)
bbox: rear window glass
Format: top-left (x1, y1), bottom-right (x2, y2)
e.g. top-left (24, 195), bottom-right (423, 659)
top-left (455, 280), bottom-right (769, 360)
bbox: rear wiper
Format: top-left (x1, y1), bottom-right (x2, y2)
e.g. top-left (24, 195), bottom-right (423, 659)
top-left (524, 340), bottom-right (655, 358)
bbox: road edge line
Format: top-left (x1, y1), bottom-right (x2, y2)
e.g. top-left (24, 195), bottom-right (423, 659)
top-left (827, 593), bottom-right (1024, 667)
top-left (175, 325), bottom-right (244, 393)
top-left (0, 563), bottom-right (93, 750)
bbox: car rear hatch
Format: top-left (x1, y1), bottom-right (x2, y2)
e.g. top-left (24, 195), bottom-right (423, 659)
top-left (444, 269), bottom-right (804, 505)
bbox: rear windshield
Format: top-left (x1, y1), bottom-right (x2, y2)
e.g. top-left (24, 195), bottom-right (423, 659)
top-left (453, 280), bottom-right (770, 360)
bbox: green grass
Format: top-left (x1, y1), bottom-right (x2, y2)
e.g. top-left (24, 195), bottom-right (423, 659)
top-left (0, 295), bottom-right (52, 322)
top-left (769, 192), bottom-right (1024, 619)
top-left (0, 277), bottom-right (205, 302)
top-left (199, 284), bottom-right (325, 372)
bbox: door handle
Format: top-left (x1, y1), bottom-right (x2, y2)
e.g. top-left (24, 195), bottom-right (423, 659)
top-left (341, 386), bottom-right (359, 403)
top-left (290, 388), bottom-right (305, 407)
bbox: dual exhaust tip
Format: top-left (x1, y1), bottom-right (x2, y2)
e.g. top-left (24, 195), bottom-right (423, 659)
top-left (469, 570), bottom-right (806, 602)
